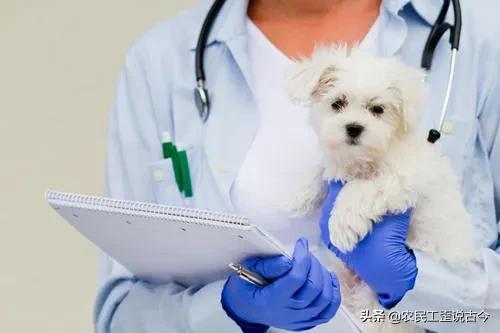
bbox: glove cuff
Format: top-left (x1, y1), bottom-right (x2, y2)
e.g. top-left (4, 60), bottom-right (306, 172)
top-left (378, 248), bottom-right (419, 309)
top-left (220, 297), bottom-right (269, 333)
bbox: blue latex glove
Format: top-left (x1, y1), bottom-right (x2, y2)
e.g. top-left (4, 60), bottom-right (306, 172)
top-left (221, 238), bottom-right (341, 332)
top-left (320, 180), bottom-right (418, 309)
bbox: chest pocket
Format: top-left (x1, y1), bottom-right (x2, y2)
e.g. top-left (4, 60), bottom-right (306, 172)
top-left (148, 145), bottom-right (202, 207)
top-left (435, 116), bottom-right (471, 184)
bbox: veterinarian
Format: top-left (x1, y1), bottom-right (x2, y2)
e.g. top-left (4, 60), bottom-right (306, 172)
top-left (96, 1), bottom-right (500, 332)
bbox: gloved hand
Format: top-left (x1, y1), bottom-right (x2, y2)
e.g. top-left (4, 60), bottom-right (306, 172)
top-left (320, 180), bottom-right (418, 309)
top-left (221, 238), bottom-right (341, 332)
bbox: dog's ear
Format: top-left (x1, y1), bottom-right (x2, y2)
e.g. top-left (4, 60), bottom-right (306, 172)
top-left (390, 62), bottom-right (427, 133)
top-left (286, 60), bottom-right (336, 102)
top-left (286, 45), bottom-right (348, 102)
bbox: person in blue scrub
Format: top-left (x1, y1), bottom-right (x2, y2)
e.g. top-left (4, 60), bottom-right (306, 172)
top-left (95, 1), bottom-right (500, 332)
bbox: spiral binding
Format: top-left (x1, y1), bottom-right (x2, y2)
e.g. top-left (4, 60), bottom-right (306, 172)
top-left (46, 190), bottom-right (250, 228)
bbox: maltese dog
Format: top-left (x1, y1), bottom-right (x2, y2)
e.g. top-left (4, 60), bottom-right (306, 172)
top-left (286, 46), bottom-right (476, 333)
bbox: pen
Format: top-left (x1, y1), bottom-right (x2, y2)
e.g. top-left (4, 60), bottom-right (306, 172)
top-left (228, 263), bottom-right (269, 287)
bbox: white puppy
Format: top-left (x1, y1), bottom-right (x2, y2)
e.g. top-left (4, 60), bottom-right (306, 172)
top-left (286, 46), bottom-right (476, 333)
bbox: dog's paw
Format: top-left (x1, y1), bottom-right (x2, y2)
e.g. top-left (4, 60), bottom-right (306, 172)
top-left (328, 208), bottom-right (373, 253)
top-left (329, 221), bottom-right (359, 252)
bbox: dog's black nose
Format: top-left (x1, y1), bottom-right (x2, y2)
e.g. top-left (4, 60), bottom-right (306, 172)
top-left (345, 123), bottom-right (364, 139)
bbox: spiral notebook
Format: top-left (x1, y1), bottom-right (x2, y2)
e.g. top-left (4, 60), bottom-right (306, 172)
top-left (46, 191), bottom-right (291, 286)
top-left (47, 191), bottom-right (364, 332)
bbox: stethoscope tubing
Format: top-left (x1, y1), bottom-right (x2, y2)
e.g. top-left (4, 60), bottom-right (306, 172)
top-left (194, 0), bottom-right (462, 144)
top-left (438, 48), bottom-right (457, 133)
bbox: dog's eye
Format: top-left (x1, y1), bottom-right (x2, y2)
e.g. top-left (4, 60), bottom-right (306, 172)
top-left (369, 105), bottom-right (385, 115)
top-left (331, 97), bottom-right (348, 112)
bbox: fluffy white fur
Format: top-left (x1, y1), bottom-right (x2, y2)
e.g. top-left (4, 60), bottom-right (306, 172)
top-left (286, 45), bottom-right (476, 333)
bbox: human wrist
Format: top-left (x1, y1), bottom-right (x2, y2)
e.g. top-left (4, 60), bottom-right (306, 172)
top-left (221, 295), bottom-right (269, 333)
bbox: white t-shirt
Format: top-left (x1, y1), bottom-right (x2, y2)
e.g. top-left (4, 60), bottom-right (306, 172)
top-left (230, 17), bottom-right (382, 254)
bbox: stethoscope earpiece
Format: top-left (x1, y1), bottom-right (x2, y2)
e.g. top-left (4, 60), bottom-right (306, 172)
top-left (427, 129), bottom-right (441, 143)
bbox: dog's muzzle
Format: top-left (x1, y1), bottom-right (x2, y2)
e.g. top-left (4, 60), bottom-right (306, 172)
top-left (345, 123), bottom-right (364, 145)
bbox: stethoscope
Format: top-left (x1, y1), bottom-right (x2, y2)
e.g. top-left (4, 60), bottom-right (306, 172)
top-left (193, 0), bottom-right (462, 144)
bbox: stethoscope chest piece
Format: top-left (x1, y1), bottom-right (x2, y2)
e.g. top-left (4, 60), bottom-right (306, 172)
top-left (194, 81), bottom-right (210, 122)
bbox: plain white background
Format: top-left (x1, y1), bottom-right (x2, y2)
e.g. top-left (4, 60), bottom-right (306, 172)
top-left (0, 1), bottom-right (197, 332)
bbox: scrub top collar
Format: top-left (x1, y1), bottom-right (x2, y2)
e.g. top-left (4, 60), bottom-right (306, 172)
top-left (188, 0), bottom-right (441, 52)
top-left (385, 0), bottom-right (444, 25)
top-left (410, 0), bottom-right (446, 25)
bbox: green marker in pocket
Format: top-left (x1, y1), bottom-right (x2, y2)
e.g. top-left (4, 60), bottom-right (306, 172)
top-left (162, 132), bottom-right (183, 193)
top-left (162, 132), bottom-right (175, 159)
top-left (177, 148), bottom-right (192, 198)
